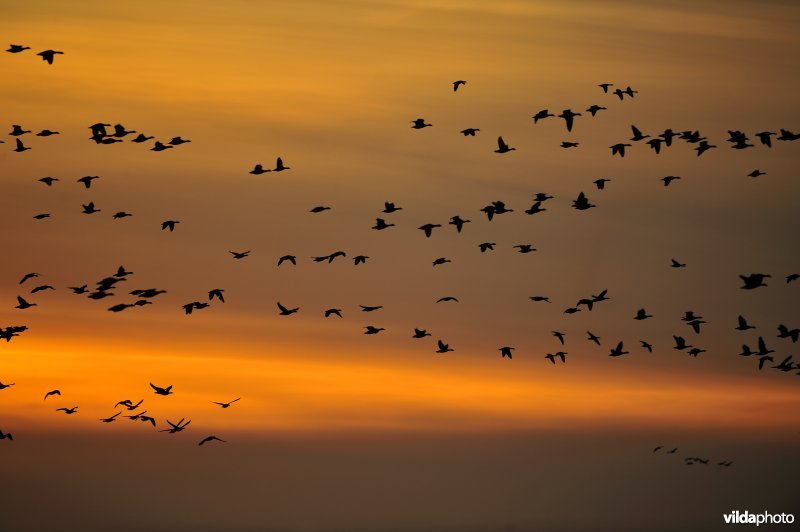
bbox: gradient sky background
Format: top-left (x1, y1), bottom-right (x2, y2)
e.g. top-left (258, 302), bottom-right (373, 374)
top-left (1, 1), bottom-right (799, 530)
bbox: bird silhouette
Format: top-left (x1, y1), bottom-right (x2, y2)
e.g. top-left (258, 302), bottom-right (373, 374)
top-left (151, 141), bottom-right (174, 151)
top-left (113, 211), bottom-right (133, 219)
top-left (212, 398), bottom-right (240, 408)
top-left (7, 44), bottom-right (30, 53)
top-left (572, 192), bottom-right (595, 210)
top-left (19, 273), bottom-right (39, 284)
top-left (0, 382), bottom-right (15, 390)
top-left (673, 336), bottom-right (692, 350)
top-left (38, 176), bottom-right (59, 186)
top-left (529, 296), bottom-right (550, 303)
top-left (634, 308), bottom-right (653, 320)
top-left (199, 435), bottom-right (227, 445)
top-left (277, 302), bottom-right (299, 315)
top-left (411, 118), bottom-right (431, 129)
top-left (413, 328), bottom-right (431, 338)
top-left (99, 412), bottom-right (121, 423)
top-left (310, 206), bottom-right (331, 213)
top-left (499, 346), bottom-right (514, 359)
top-left (435, 340), bottom-right (454, 353)
top-left (37, 129), bottom-right (59, 136)
top-left (558, 109), bottom-right (581, 132)
top-left (373, 218), bottom-right (395, 230)
top-left (359, 305), bottom-right (383, 312)
top-left (382, 202), bottom-right (402, 213)
top-left (150, 383), bottom-right (173, 396)
top-left (609, 341), bottom-right (629, 357)
top-left (532, 109), bottom-right (554, 123)
top-left (740, 273), bottom-right (770, 289)
top-left (460, 128), bottom-right (480, 136)
top-left (587, 331), bottom-right (601, 346)
top-left (478, 242), bottom-right (496, 253)
top-left (324, 308), bottom-right (343, 318)
top-left (15, 296), bottom-right (36, 310)
top-left (553, 331), bottom-right (565, 345)
top-left (449, 215), bottom-right (470, 232)
top-left (353, 255), bottom-right (369, 265)
top-left (513, 244), bottom-right (536, 254)
top-left (161, 220), bottom-right (179, 232)
top-left (229, 250), bottom-right (250, 259)
top-left (598, 83), bottom-right (613, 93)
top-left (37, 50), bottom-right (64, 64)
top-left (77, 175), bottom-right (100, 189)
top-left (436, 296), bottom-right (459, 303)
top-left (0, 430), bottom-right (13, 441)
top-left (630, 125), bottom-right (650, 141)
top-left (545, 352), bottom-right (566, 364)
top-left (452, 80), bottom-right (466, 91)
top-left (661, 175), bottom-right (681, 187)
top-left (640, 341), bottom-right (653, 353)
top-left (735, 315), bottom-right (755, 331)
top-left (209, 289), bottom-right (225, 303)
top-left (432, 257), bottom-right (451, 266)
top-left (168, 136), bottom-right (191, 145)
top-left (131, 133), bottom-right (154, 143)
top-left (14, 138), bottom-right (31, 152)
top-left (364, 326), bottom-right (385, 335)
top-left (670, 259), bottom-right (686, 268)
top-left (160, 418), bottom-right (191, 433)
top-left (419, 223), bottom-right (442, 237)
top-left (561, 141), bottom-right (579, 148)
top-left (747, 169), bottom-right (765, 178)
top-left (56, 407), bottom-right (78, 415)
top-left (610, 143), bottom-right (631, 157)
top-left (495, 136), bottom-right (515, 153)
top-left (10, 125), bottom-right (30, 136)
top-left (277, 255), bottom-right (297, 266)
top-left (82, 202), bottom-right (100, 214)
top-left (786, 273), bottom-right (799, 284)
top-left (586, 104), bottom-right (606, 116)
top-left (593, 178), bottom-right (610, 190)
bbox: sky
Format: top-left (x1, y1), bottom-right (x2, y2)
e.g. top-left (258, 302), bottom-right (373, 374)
top-left (1, 1), bottom-right (799, 530)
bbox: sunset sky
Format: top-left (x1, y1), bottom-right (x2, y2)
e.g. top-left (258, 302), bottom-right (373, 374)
top-left (1, 1), bottom-right (799, 530)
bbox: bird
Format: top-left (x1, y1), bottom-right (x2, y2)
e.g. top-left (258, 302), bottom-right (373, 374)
top-left (199, 435), bottom-right (227, 446)
top-left (77, 175), bottom-right (100, 188)
top-left (646, 138), bottom-right (663, 154)
top-left (10, 125), bottom-right (30, 136)
top-left (212, 398), bottom-right (240, 409)
top-left (495, 136), bottom-right (515, 154)
top-left (460, 128), bottom-right (480, 136)
top-left (653, 446), bottom-right (663, 453)
top-left (572, 192), bottom-right (595, 210)
top-left (545, 352), bottom-right (566, 364)
top-left (587, 331), bottom-right (601, 346)
top-left (15, 296), bottom-right (36, 310)
top-left (112, 124), bottom-right (135, 137)
top-left (324, 308), bottom-right (343, 318)
top-left (168, 137), bottom-right (191, 145)
top-left (82, 202), bottom-right (100, 214)
top-left (610, 143), bottom-right (631, 157)
top-left (598, 83), bottom-right (613, 93)
top-left (150, 383), bottom-right (173, 396)
top-left (695, 140), bottom-right (716, 156)
top-left (747, 169), bottom-right (765, 178)
top-left (553, 331), bottom-right (565, 345)
top-left (661, 175), bottom-right (681, 187)
top-left (436, 296), bottom-right (459, 303)
top-left (593, 178), bottom-right (611, 190)
top-left (277, 302), bottom-right (299, 316)
top-left (160, 418), bottom-right (191, 433)
top-left (99, 412), bottom-right (121, 423)
top-left (113, 211), bottom-right (133, 219)
top-left (686, 320), bottom-right (706, 334)
top-left (586, 104), bottom-right (606, 116)
top-left (419, 223), bottom-right (442, 237)
top-left (14, 138), bottom-right (31, 152)
top-left (673, 336), bottom-right (692, 350)
top-left (44, 390), bottom-right (61, 400)
top-left (364, 326), bottom-right (385, 335)
top-left (609, 341), bottom-right (629, 357)
top-left (670, 259), bottom-right (686, 268)
top-left (411, 118), bottom-right (431, 129)
top-left (786, 273), bottom-right (799, 284)
top-left (131, 134), bottom-right (154, 143)
top-left (432, 257), bottom-right (451, 266)
top-left (382, 202), bottom-right (402, 213)
top-left (412, 328), bottom-right (431, 338)
top-left (499, 346), bottom-right (514, 359)
top-left (310, 206), bottom-right (331, 213)
top-left (449, 216), bottom-right (470, 233)
top-left (630, 125), bottom-right (650, 141)
top-left (32, 213), bottom-right (51, 220)
top-left (634, 308), bottom-right (653, 320)
top-left (435, 340), bottom-right (454, 353)
top-left (209, 289), bottom-right (225, 302)
top-left (38, 177), bottom-right (59, 186)
top-left (529, 296), bottom-right (550, 303)
top-left (6, 44), bottom-right (30, 53)
top-left (640, 341), bottom-right (653, 353)
top-left (353, 255), bottom-right (369, 265)
top-left (108, 303), bottom-right (134, 313)
top-left (19, 272), bottom-right (39, 285)
top-left (561, 141), bottom-right (579, 148)
top-left (740, 273), bottom-right (770, 289)
top-left (373, 218), bottom-right (395, 230)
top-left (37, 50), bottom-right (64, 64)
top-left (359, 305), bottom-right (383, 312)
top-left (0, 430), bottom-right (13, 441)
top-left (735, 315), bottom-right (755, 331)
top-left (453, 80), bottom-right (466, 91)
top-left (161, 220), bottom-right (179, 232)
top-left (478, 242), bottom-right (496, 253)
top-left (0, 382), bottom-right (15, 390)
top-left (151, 141), bottom-right (173, 151)
top-left (513, 244), bottom-right (536, 254)
top-left (558, 109), bottom-right (581, 132)
top-left (532, 109), bottom-right (554, 123)
top-left (56, 407), bottom-right (78, 415)
top-left (277, 255), bottom-right (297, 266)
top-left (229, 250), bottom-right (250, 259)
top-left (776, 325), bottom-right (799, 343)
top-left (524, 201), bottom-right (546, 215)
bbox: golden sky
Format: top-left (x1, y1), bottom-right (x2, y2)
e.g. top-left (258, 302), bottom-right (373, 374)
top-left (1, 1), bottom-right (799, 530)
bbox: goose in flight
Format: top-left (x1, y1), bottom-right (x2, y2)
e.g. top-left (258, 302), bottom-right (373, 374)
top-left (0, 430), bottom-right (13, 441)
top-left (43, 389), bottom-right (61, 400)
top-left (634, 308), bottom-right (653, 320)
top-left (131, 133), bottom-right (154, 143)
top-left (436, 296), bottom-right (459, 303)
top-left (0, 381), bottom-right (14, 390)
top-left (740, 273), bottom-right (770, 289)
top-left (82, 202), bottom-right (100, 214)
top-left (478, 242), bottom-right (496, 252)
top-left (56, 406), bottom-right (78, 415)
top-left (277, 302), bottom-right (299, 315)
top-left (419, 223), bottom-right (442, 237)
top-left (324, 308), bottom-right (343, 318)
top-left (545, 352), bottom-right (566, 364)
top-left (150, 383), bottom-right (173, 396)
top-left (598, 83), bottom-right (613, 93)
top-left (529, 296), bottom-right (550, 303)
top-left (359, 305), bottom-right (383, 312)
top-left (553, 331), bottom-right (565, 345)
top-left (161, 418), bottom-right (191, 433)
top-left (353, 255), bottom-right (369, 265)
top-left (15, 296), bottom-right (36, 310)
top-left (661, 175), bottom-right (680, 187)
top-left (77, 175), bottom-right (100, 189)
top-left (310, 206), bottom-right (331, 213)
top-left (37, 49), bottom-right (64, 64)
top-left (411, 118), bottom-right (432, 129)
top-left (452, 80), bottom-right (466, 91)
top-left (161, 220), bottom-right (180, 232)
top-left (572, 192), bottom-right (595, 210)
top-left (532, 109), bottom-right (554, 123)
top-left (7, 44), bottom-right (30, 53)
top-left (513, 244), bottom-right (536, 253)
top-left (199, 435), bottom-right (227, 445)
top-left (776, 324), bottom-right (799, 343)
top-left (372, 218), bottom-right (395, 230)
top-left (113, 211), bottom-right (133, 219)
top-left (609, 341), bottom-right (629, 357)
top-left (587, 331), bottom-right (601, 346)
top-left (449, 215), bottom-right (470, 232)
top-left (499, 346), bottom-right (514, 359)
top-left (14, 139), bottom-right (31, 152)
top-left (38, 176), bottom-right (59, 186)
top-left (277, 255), bottom-right (296, 266)
top-left (495, 136), bottom-right (515, 153)
top-left (747, 169), bottom-right (765, 178)
top-left (212, 398), bottom-right (240, 409)
top-left (560, 141), bottom-right (579, 148)
top-left (208, 289), bottom-right (225, 302)
top-left (435, 340), bottom-right (454, 353)
top-left (151, 141), bottom-right (173, 151)
top-left (735, 315), bottom-right (755, 331)
top-left (640, 341), bottom-right (653, 353)
top-left (593, 179), bottom-right (610, 190)
top-left (115, 399), bottom-right (144, 410)
top-left (630, 125), bottom-right (650, 141)
top-left (364, 326), bottom-right (385, 335)
top-left (610, 143), bottom-right (631, 157)
top-left (36, 129), bottom-right (59, 137)
top-left (432, 257), bottom-right (451, 266)
top-left (460, 128), bottom-right (480, 136)
top-left (229, 250), bottom-right (250, 259)
top-left (558, 109), bottom-right (580, 132)
top-left (19, 272), bottom-right (39, 284)
top-left (670, 259), bottom-right (686, 268)
top-left (412, 328), bottom-right (431, 338)
top-left (586, 104), bottom-right (606, 116)
top-left (99, 412), bottom-right (121, 423)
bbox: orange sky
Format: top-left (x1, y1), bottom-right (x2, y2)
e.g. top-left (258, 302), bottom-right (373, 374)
top-left (1, 1), bottom-right (799, 529)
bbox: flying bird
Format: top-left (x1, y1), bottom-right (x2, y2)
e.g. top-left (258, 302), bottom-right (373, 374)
top-left (37, 49), bottom-right (64, 64)
top-left (150, 383), bottom-right (173, 396)
top-left (495, 136), bottom-right (515, 154)
top-left (212, 398), bottom-right (240, 409)
top-left (199, 435), bottom-right (227, 446)
top-left (277, 302), bottom-right (299, 315)
top-left (452, 80), bottom-right (466, 91)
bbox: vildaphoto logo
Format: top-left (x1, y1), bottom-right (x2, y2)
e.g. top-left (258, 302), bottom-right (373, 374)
top-left (723, 511), bottom-right (795, 526)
